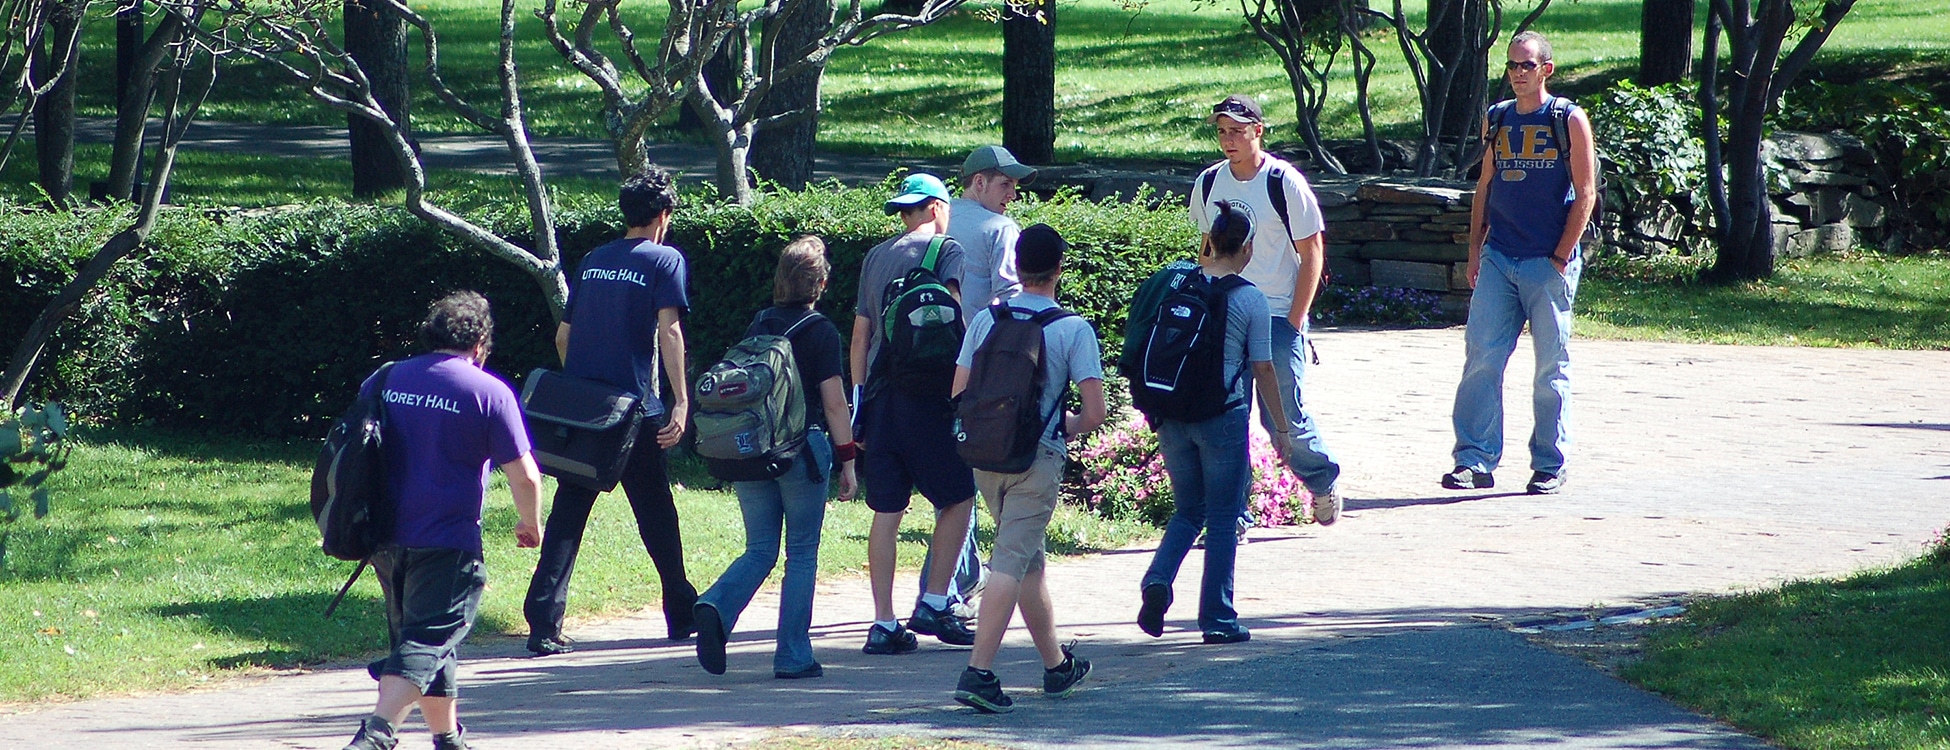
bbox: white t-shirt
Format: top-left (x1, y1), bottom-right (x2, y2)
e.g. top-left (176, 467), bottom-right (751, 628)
top-left (948, 197), bottom-right (1021, 322)
top-left (1188, 154), bottom-right (1326, 318)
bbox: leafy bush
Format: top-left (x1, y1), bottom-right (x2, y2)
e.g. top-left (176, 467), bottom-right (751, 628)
top-left (1587, 81), bottom-right (1716, 256)
top-left (0, 182), bottom-right (1199, 437)
top-left (1314, 285), bottom-right (1446, 326)
top-left (1778, 80), bottom-right (1950, 250)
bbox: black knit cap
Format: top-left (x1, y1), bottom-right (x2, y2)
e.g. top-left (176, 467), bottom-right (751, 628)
top-left (1015, 223), bottom-right (1067, 275)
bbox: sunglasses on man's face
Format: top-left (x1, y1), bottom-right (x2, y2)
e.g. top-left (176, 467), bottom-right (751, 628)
top-left (1505, 60), bottom-right (1548, 72)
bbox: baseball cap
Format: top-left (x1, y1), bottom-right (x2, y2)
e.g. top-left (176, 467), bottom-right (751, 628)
top-left (1015, 223), bottom-right (1067, 276)
top-left (961, 145), bottom-right (1037, 183)
top-left (1208, 94), bottom-right (1264, 124)
top-left (884, 173), bottom-right (951, 214)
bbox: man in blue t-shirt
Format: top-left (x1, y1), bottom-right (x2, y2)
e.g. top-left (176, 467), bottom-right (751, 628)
top-left (1444, 31), bottom-right (1598, 496)
top-left (339, 292), bottom-right (542, 750)
top-left (522, 168), bottom-right (701, 655)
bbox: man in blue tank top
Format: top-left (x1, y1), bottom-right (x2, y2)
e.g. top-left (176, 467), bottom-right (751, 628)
top-left (1443, 31), bottom-right (1598, 496)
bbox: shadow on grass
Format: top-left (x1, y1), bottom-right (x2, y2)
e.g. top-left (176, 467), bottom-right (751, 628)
top-left (151, 590), bottom-right (390, 670)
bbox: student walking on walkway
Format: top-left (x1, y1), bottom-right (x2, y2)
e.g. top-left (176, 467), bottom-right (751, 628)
top-left (339, 293), bottom-right (543, 750)
top-left (1444, 31), bottom-right (1598, 496)
top-left (692, 237), bottom-right (858, 680)
top-left (523, 169), bottom-right (700, 654)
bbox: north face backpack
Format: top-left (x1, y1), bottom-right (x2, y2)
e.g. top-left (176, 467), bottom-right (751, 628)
top-left (311, 361), bottom-right (397, 562)
top-left (955, 303), bottom-right (1078, 474)
top-left (1118, 260), bottom-right (1201, 381)
top-left (875, 235), bottom-right (965, 400)
top-left (1129, 273), bottom-right (1253, 423)
top-left (692, 309), bottom-right (824, 482)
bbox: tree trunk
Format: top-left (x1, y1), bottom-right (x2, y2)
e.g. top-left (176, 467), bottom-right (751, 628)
top-left (345, 0), bottom-right (411, 198)
top-left (716, 124), bottom-right (756, 206)
top-left (107, 14), bottom-right (187, 201)
top-left (1428, 0), bottom-right (1487, 142)
top-left (1002, 0), bottom-right (1056, 165)
top-left (749, 0), bottom-right (834, 189)
top-left (677, 45), bottom-right (735, 133)
top-left (1638, 0), bottom-right (1693, 86)
top-left (117, 1), bottom-right (142, 102)
top-left (32, 1), bottom-right (81, 205)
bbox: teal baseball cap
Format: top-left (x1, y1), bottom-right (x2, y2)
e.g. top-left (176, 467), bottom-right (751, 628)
top-left (885, 173), bottom-right (951, 214)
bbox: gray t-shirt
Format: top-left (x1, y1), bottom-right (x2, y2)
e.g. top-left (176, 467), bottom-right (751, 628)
top-left (855, 231), bottom-right (966, 368)
top-left (956, 292), bottom-right (1104, 452)
top-left (948, 197), bottom-right (1021, 322)
top-left (1216, 273), bottom-right (1274, 406)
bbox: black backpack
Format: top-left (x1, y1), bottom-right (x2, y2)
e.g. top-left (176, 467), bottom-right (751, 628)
top-left (874, 235), bottom-right (964, 400)
top-left (955, 303), bottom-right (1078, 474)
top-left (311, 361), bottom-right (397, 562)
top-left (1128, 274), bottom-right (1252, 423)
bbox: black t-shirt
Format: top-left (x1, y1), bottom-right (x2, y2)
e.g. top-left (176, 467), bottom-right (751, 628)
top-left (747, 306), bottom-right (846, 429)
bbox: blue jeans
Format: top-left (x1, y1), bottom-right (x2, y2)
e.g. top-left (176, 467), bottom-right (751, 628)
top-left (698, 430), bottom-right (831, 673)
top-left (1143, 408), bottom-right (1251, 634)
top-left (1260, 316), bottom-right (1341, 494)
top-left (1453, 248), bottom-right (1581, 474)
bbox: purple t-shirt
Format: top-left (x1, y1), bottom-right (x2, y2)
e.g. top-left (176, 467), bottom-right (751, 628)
top-left (563, 237), bottom-right (690, 407)
top-left (360, 353), bottom-right (531, 552)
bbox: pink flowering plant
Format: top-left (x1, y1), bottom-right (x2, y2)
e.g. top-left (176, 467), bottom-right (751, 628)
top-left (1071, 412), bottom-right (1316, 528)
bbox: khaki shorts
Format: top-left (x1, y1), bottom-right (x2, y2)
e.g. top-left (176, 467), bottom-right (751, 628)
top-left (974, 446), bottom-right (1066, 580)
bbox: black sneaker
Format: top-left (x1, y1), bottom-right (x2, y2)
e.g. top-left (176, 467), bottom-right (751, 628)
top-left (526, 633), bottom-right (575, 657)
top-left (1526, 470), bottom-right (1566, 495)
top-left (1137, 583), bottom-right (1171, 638)
top-left (1441, 466), bottom-right (1494, 490)
top-left (1043, 643), bottom-right (1091, 697)
top-left (774, 663), bottom-right (824, 679)
top-left (1202, 628), bottom-right (1251, 645)
top-left (861, 622), bottom-right (918, 655)
top-left (341, 716), bottom-right (397, 750)
top-left (431, 728), bottom-right (469, 750)
top-left (694, 603), bottom-right (727, 675)
top-left (954, 667), bottom-right (1015, 714)
top-left (909, 601), bottom-right (976, 646)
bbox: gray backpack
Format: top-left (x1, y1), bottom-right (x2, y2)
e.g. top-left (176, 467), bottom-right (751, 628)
top-left (693, 309), bottom-right (823, 482)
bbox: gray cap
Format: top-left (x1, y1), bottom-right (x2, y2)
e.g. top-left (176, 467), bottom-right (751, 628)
top-left (961, 145), bottom-right (1037, 183)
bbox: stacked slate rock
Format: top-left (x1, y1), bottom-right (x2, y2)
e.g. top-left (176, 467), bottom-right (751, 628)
top-left (1764, 131), bottom-right (1893, 257)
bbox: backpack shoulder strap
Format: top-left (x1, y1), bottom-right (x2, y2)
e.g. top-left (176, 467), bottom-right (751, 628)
top-left (1265, 164), bottom-right (1295, 245)
top-left (1029, 307), bottom-right (1078, 327)
top-left (1548, 96), bottom-right (1575, 164)
top-left (1209, 273), bottom-right (1253, 296)
top-left (1197, 163), bottom-right (1221, 207)
top-left (780, 309), bottom-right (826, 340)
top-left (921, 235), bottom-right (947, 275)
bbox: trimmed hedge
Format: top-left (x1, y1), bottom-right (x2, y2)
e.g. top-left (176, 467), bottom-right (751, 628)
top-left (1, 183), bottom-right (1198, 437)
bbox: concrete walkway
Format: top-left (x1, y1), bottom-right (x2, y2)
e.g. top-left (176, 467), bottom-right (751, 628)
top-left (2, 328), bottom-right (1944, 748)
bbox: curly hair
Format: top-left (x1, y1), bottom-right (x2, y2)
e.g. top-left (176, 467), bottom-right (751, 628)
top-left (418, 291), bottom-right (494, 354)
top-left (620, 167), bottom-right (680, 228)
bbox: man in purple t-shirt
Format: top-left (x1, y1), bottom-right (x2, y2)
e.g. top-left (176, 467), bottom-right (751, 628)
top-left (522, 168), bottom-right (701, 654)
top-left (339, 292), bottom-right (542, 750)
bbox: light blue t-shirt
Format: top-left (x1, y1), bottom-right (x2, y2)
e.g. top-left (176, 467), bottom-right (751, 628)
top-left (948, 198), bottom-right (1021, 322)
top-left (956, 292), bottom-right (1104, 452)
top-left (1214, 273), bottom-right (1274, 406)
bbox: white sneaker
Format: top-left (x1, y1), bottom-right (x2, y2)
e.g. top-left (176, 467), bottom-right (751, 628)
top-left (1235, 515), bottom-right (1252, 545)
top-left (1312, 487), bottom-right (1343, 526)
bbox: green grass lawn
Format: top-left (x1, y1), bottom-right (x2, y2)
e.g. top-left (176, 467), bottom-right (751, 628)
top-left (1579, 252), bottom-right (1950, 350)
top-left (1624, 542), bottom-right (1950, 749)
top-left (50, 0), bottom-right (1950, 163)
top-left (0, 429), bottom-right (1157, 704)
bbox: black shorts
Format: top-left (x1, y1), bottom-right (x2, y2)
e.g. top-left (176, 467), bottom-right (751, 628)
top-left (370, 545), bottom-right (486, 698)
top-left (859, 389), bottom-right (977, 514)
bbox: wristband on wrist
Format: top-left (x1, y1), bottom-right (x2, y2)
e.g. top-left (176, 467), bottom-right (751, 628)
top-left (833, 441), bottom-right (858, 462)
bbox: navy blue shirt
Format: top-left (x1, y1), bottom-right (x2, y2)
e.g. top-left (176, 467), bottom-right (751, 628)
top-left (1485, 97), bottom-right (1580, 258)
top-left (563, 238), bottom-right (690, 407)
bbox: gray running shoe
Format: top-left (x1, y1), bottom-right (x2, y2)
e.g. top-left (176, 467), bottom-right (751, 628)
top-left (1043, 643), bottom-right (1091, 696)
